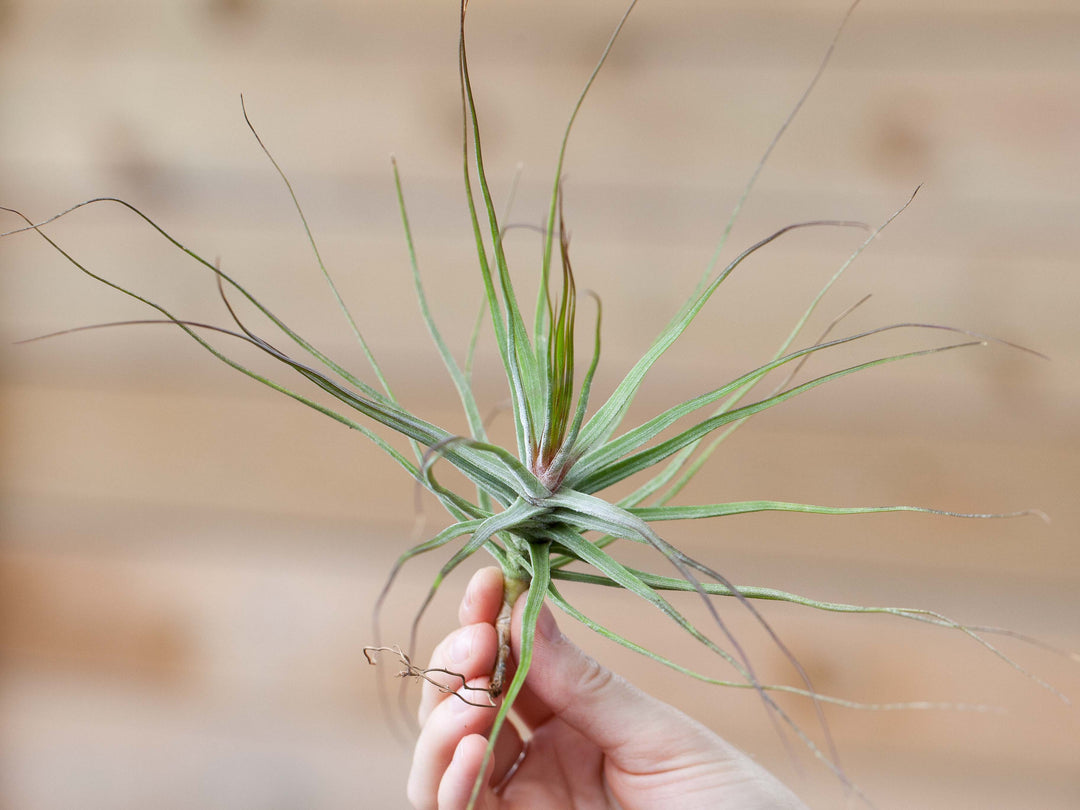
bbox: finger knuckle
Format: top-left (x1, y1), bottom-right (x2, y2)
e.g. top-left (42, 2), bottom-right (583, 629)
top-left (576, 654), bottom-right (616, 699)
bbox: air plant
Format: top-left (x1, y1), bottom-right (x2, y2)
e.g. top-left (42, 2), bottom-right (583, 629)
top-left (2, 0), bottom-right (1067, 806)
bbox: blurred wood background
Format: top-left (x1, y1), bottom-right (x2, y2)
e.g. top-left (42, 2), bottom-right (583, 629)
top-left (1, 1), bottom-right (1078, 807)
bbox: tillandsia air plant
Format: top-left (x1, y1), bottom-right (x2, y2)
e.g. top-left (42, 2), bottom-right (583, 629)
top-left (2, 0), bottom-right (1072, 806)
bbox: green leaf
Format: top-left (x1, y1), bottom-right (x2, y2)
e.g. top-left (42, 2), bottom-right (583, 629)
top-left (392, 158), bottom-right (488, 448)
top-left (241, 98), bottom-right (404, 411)
top-left (458, 2), bottom-right (540, 461)
top-left (569, 322), bottom-right (939, 484)
top-left (542, 522), bottom-right (749, 680)
top-left (628, 500), bottom-right (1042, 522)
top-left (573, 220), bottom-right (866, 458)
top-left (468, 539), bottom-right (552, 808)
top-left (546, 580), bottom-right (992, 712)
top-left (536, 0), bottom-right (642, 343)
top-left (550, 566), bottom-right (1067, 702)
top-left (571, 340), bottom-right (980, 494)
top-left (547, 291), bottom-right (603, 479)
top-left (614, 190), bottom-right (922, 509)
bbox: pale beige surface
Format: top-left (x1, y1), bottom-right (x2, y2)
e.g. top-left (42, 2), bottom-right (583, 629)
top-left (1, 1), bottom-right (1079, 808)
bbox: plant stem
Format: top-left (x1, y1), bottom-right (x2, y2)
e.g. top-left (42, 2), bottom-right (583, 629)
top-left (491, 571), bottom-right (530, 696)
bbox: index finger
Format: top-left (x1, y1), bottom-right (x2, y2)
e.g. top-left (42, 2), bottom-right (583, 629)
top-left (458, 567), bottom-right (504, 626)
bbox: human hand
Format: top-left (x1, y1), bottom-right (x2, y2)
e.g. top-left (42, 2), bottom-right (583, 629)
top-left (407, 566), bottom-right (808, 809)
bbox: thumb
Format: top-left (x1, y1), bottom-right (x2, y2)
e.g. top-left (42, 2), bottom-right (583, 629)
top-left (511, 596), bottom-right (719, 769)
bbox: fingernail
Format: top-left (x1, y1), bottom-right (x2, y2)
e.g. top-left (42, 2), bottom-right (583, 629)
top-left (450, 626), bottom-right (474, 665)
top-left (536, 606), bottom-right (560, 641)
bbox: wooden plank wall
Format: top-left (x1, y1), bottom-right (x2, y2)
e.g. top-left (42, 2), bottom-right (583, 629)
top-left (2, 1), bottom-right (1078, 807)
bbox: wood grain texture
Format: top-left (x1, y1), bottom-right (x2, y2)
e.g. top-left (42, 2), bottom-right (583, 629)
top-left (1, 1), bottom-right (1078, 808)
